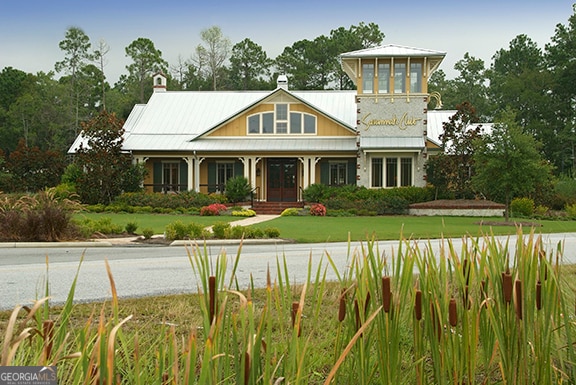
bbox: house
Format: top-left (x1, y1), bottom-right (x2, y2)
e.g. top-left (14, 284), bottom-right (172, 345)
top-left (71, 44), bottom-right (455, 208)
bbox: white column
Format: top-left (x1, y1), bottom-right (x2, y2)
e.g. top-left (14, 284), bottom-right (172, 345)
top-left (184, 157), bottom-right (193, 191)
top-left (311, 157), bottom-right (321, 185)
top-left (195, 157), bottom-right (204, 192)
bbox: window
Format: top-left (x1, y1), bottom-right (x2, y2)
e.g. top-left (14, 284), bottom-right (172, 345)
top-left (362, 63), bottom-right (374, 94)
top-left (163, 162), bottom-right (180, 192)
top-left (401, 158), bottom-right (412, 186)
top-left (216, 162), bottom-right (234, 192)
top-left (386, 158), bottom-right (397, 187)
top-left (394, 63), bottom-right (406, 93)
top-left (371, 158), bottom-right (383, 187)
top-left (410, 63), bottom-right (422, 93)
top-left (330, 162), bottom-right (347, 185)
top-left (247, 106), bottom-right (316, 135)
top-left (378, 63), bottom-right (390, 94)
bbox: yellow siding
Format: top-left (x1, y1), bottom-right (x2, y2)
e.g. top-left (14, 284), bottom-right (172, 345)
top-left (207, 102), bottom-right (355, 138)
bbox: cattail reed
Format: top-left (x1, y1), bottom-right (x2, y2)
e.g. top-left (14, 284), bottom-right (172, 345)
top-left (431, 302), bottom-right (441, 341)
top-left (463, 258), bottom-right (470, 286)
top-left (515, 279), bottom-right (523, 320)
top-left (415, 290), bottom-right (422, 321)
top-left (481, 279), bottom-right (487, 300)
top-left (536, 280), bottom-right (542, 310)
top-left (382, 276), bottom-right (391, 313)
top-left (244, 351), bottom-right (251, 385)
top-left (449, 298), bottom-right (458, 327)
top-left (209, 275), bottom-right (216, 322)
top-left (354, 299), bottom-right (361, 331)
top-left (42, 319), bottom-right (54, 362)
top-left (502, 271), bottom-right (513, 305)
top-left (338, 288), bottom-right (346, 322)
top-left (291, 301), bottom-right (301, 337)
top-left (364, 291), bottom-right (371, 316)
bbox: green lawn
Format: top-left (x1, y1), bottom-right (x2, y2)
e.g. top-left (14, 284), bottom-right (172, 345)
top-left (74, 212), bottom-right (576, 243)
top-left (249, 215), bottom-right (576, 243)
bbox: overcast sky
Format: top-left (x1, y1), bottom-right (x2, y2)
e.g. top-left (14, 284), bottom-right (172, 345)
top-left (1, 0), bottom-right (574, 85)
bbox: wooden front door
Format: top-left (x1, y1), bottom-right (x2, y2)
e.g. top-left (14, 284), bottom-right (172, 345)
top-left (267, 159), bottom-right (297, 202)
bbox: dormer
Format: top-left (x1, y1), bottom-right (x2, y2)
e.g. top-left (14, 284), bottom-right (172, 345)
top-left (153, 72), bottom-right (167, 92)
top-left (340, 44), bottom-right (446, 95)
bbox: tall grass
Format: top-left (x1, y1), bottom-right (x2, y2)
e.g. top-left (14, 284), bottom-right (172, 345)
top-left (1, 228), bottom-right (575, 384)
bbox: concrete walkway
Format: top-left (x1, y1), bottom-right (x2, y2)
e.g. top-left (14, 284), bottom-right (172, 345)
top-left (0, 214), bottom-right (282, 248)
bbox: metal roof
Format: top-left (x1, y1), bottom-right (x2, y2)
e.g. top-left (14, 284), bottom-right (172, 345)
top-left (340, 44), bottom-right (446, 58)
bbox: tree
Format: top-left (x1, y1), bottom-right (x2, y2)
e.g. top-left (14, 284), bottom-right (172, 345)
top-left (55, 27), bottom-right (95, 135)
top-left (193, 26), bottom-right (231, 90)
top-left (425, 102), bottom-right (483, 199)
top-left (75, 110), bottom-right (143, 204)
top-left (4, 138), bottom-right (65, 192)
top-left (472, 110), bottom-right (554, 221)
top-left (93, 39), bottom-right (111, 110)
top-left (450, 53), bottom-right (492, 119)
top-left (125, 38), bottom-right (168, 103)
top-left (227, 38), bottom-right (272, 90)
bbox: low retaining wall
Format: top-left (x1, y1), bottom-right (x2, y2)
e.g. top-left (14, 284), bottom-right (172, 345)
top-left (408, 200), bottom-right (505, 217)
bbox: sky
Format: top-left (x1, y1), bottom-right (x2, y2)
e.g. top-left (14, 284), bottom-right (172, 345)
top-left (1, 0), bottom-right (574, 85)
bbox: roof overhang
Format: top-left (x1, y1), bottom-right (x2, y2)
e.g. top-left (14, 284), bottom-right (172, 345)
top-left (360, 136), bottom-right (425, 151)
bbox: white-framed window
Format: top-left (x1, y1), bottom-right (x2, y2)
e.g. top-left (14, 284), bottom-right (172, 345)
top-left (247, 104), bottom-right (317, 135)
top-left (394, 63), bottom-right (406, 93)
top-left (330, 161), bottom-right (347, 185)
top-left (217, 161), bottom-right (234, 191)
top-left (371, 156), bottom-right (413, 187)
top-left (378, 63), bottom-right (390, 94)
top-left (362, 63), bottom-right (374, 94)
top-left (163, 162), bottom-right (180, 191)
top-left (410, 63), bottom-right (422, 93)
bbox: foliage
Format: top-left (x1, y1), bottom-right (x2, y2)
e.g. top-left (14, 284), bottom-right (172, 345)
top-left (2, 231), bottom-right (575, 384)
top-left (232, 208), bottom-right (256, 217)
top-left (124, 37), bottom-right (168, 103)
top-left (200, 203), bottom-right (228, 216)
top-left (225, 176), bottom-right (252, 203)
top-left (227, 38), bottom-right (272, 90)
top-left (74, 110), bottom-right (142, 205)
top-left (425, 102), bottom-right (483, 199)
top-left (0, 188), bottom-right (82, 241)
top-left (553, 176), bottom-right (576, 207)
top-left (141, 227), bottom-right (154, 239)
top-left (124, 221), bottom-right (138, 234)
top-left (472, 110), bottom-right (554, 220)
top-left (75, 216), bottom-right (124, 235)
top-left (302, 183), bottom-right (330, 203)
top-left (113, 191), bottom-right (225, 210)
top-left (510, 197), bottom-right (535, 217)
top-left (281, 207), bottom-right (301, 216)
top-left (194, 26), bottom-right (231, 90)
top-left (164, 220), bottom-right (207, 241)
top-left (309, 203), bottom-right (326, 216)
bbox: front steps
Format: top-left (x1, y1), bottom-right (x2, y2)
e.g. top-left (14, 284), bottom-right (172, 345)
top-left (252, 201), bottom-right (304, 215)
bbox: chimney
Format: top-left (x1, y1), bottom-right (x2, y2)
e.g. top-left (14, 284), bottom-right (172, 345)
top-left (277, 74), bottom-right (288, 90)
top-left (153, 72), bottom-right (167, 92)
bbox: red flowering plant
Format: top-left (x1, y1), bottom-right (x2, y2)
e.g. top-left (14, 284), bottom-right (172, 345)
top-left (200, 203), bottom-right (228, 216)
top-left (309, 203), bottom-right (326, 216)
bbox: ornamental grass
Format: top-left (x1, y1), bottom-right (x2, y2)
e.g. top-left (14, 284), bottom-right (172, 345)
top-left (1, 228), bottom-right (576, 384)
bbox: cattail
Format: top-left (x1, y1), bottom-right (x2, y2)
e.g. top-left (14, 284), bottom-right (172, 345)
top-left (502, 271), bottom-right (513, 305)
top-left (338, 288), bottom-right (347, 322)
top-left (463, 259), bottom-right (470, 286)
top-left (382, 276), bottom-right (391, 313)
top-left (364, 291), bottom-right (371, 316)
top-left (515, 279), bottom-right (523, 320)
top-left (291, 301), bottom-right (301, 337)
top-left (209, 276), bottom-right (216, 322)
top-left (449, 298), bottom-right (458, 327)
top-left (431, 302), bottom-right (441, 341)
top-left (266, 265), bottom-right (271, 290)
top-left (42, 319), bottom-right (54, 362)
top-left (536, 280), bottom-right (542, 311)
top-left (244, 351), bottom-right (251, 385)
top-left (415, 290), bottom-right (423, 321)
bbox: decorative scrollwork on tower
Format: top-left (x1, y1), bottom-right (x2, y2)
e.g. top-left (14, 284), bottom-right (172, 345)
top-left (428, 91), bottom-right (443, 109)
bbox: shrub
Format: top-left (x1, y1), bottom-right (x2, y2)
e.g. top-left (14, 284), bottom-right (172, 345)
top-left (303, 183), bottom-right (330, 203)
top-left (142, 228), bottom-right (154, 239)
top-left (310, 203), bottom-right (327, 216)
top-left (534, 205), bottom-right (549, 217)
top-left (77, 216), bottom-right (124, 235)
top-left (232, 209), bottom-right (256, 217)
top-left (211, 222), bottom-right (231, 239)
top-left (281, 207), bottom-right (300, 216)
top-left (510, 197), bottom-right (535, 217)
top-left (125, 221), bottom-right (138, 234)
top-left (200, 203), bottom-right (228, 216)
top-left (230, 225), bottom-right (246, 239)
top-left (264, 227), bottom-right (281, 238)
top-left (225, 176), bottom-right (252, 203)
top-left (565, 203), bottom-right (576, 218)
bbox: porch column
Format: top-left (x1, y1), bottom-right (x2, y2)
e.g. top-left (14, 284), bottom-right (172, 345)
top-left (311, 157), bottom-right (321, 185)
top-left (183, 156), bottom-right (193, 191)
top-left (299, 157), bottom-right (311, 190)
top-left (195, 157), bottom-right (204, 192)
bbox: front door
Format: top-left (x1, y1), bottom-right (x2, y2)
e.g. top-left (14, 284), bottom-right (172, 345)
top-left (267, 158), bottom-right (297, 202)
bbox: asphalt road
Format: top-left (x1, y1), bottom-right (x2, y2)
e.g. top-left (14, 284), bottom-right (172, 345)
top-left (2, 233), bottom-right (576, 310)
